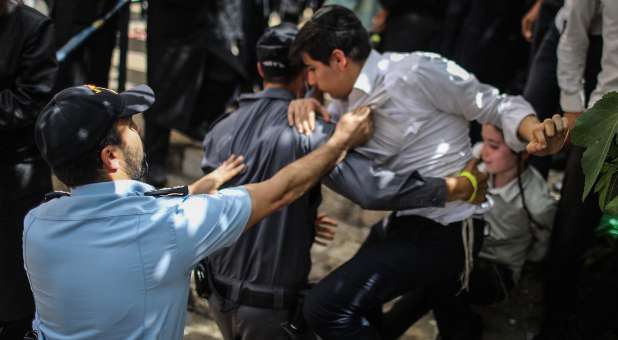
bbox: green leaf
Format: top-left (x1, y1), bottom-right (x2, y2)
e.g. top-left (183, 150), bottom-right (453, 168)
top-left (606, 196), bottom-right (618, 215)
top-left (572, 92), bottom-right (618, 200)
top-left (595, 167), bottom-right (611, 208)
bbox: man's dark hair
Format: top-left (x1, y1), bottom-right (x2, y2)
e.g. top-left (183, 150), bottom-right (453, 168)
top-left (52, 123), bottom-right (122, 187)
top-left (290, 5), bottom-right (371, 65)
top-left (257, 23), bottom-right (304, 84)
top-left (260, 59), bottom-right (304, 84)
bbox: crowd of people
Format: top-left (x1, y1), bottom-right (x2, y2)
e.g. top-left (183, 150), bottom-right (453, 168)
top-left (1, 0), bottom-right (617, 340)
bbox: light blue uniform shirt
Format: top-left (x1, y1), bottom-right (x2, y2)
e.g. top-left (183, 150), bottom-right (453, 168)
top-left (23, 180), bottom-right (251, 340)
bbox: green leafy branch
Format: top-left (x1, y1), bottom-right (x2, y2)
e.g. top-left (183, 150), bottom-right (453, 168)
top-left (572, 91), bottom-right (618, 214)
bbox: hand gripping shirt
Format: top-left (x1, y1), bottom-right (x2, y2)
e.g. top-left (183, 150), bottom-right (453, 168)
top-left (23, 180), bottom-right (251, 340)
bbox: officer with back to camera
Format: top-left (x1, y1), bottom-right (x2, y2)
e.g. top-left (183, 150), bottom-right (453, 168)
top-left (23, 82), bottom-right (373, 340)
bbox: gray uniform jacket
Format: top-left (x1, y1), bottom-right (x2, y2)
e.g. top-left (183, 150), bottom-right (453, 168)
top-left (201, 87), bottom-right (446, 293)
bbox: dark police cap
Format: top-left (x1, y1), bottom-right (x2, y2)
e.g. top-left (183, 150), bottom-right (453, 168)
top-left (257, 23), bottom-right (299, 76)
top-left (34, 84), bottom-right (155, 168)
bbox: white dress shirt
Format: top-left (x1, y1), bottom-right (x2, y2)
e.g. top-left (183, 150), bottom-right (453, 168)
top-left (557, 0), bottom-right (618, 112)
top-left (328, 50), bottom-right (534, 225)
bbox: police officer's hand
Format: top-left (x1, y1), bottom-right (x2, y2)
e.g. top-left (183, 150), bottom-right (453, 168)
top-left (189, 154), bottom-right (246, 195)
top-left (287, 98), bottom-right (331, 135)
top-left (314, 213), bottom-right (338, 247)
top-left (332, 106), bottom-right (374, 150)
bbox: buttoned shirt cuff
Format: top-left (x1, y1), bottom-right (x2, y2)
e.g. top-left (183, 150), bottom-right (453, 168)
top-left (560, 90), bottom-right (586, 112)
top-left (501, 97), bottom-right (534, 153)
top-left (414, 177), bottom-right (447, 208)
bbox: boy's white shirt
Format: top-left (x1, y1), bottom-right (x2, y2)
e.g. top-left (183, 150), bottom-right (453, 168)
top-left (481, 167), bottom-right (557, 281)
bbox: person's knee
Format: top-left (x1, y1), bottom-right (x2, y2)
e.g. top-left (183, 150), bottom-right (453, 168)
top-left (304, 284), bottom-right (372, 338)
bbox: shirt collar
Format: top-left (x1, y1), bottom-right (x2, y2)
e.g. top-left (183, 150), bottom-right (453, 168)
top-left (488, 168), bottom-right (533, 202)
top-left (352, 50), bottom-right (383, 96)
top-left (71, 180), bottom-right (155, 197)
top-left (239, 87), bottom-right (295, 102)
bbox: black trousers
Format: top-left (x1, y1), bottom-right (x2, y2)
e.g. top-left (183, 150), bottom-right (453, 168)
top-left (540, 146), bottom-right (603, 337)
top-left (303, 215), bottom-right (484, 340)
top-left (560, 241), bottom-right (618, 340)
top-left (378, 258), bottom-right (514, 340)
top-left (0, 159), bottom-right (51, 338)
top-left (209, 295), bottom-right (317, 340)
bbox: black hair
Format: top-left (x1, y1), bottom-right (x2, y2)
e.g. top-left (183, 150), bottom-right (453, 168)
top-left (260, 58), bottom-right (304, 84)
top-left (290, 5), bottom-right (371, 66)
top-left (52, 122), bottom-right (122, 187)
top-left (516, 153), bottom-right (545, 230)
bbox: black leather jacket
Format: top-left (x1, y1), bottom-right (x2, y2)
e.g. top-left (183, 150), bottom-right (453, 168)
top-left (0, 2), bottom-right (57, 164)
top-left (0, 2), bottom-right (56, 321)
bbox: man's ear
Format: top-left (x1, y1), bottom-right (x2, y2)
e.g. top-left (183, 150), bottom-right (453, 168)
top-left (257, 62), bottom-right (265, 79)
top-left (100, 145), bottom-right (122, 173)
top-left (331, 49), bottom-right (348, 70)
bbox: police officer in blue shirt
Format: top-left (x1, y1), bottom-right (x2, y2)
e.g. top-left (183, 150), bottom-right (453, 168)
top-left (23, 83), bottom-right (374, 340)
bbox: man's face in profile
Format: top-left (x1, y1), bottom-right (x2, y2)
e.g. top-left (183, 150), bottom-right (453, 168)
top-left (116, 117), bottom-right (147, 180)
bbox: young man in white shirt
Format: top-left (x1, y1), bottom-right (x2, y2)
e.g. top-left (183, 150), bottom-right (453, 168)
top-left (287, 5), bottom-right (569, 339)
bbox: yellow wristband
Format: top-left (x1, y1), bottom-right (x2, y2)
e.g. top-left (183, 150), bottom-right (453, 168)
top-left (459, 170), bottom-right (478, 203)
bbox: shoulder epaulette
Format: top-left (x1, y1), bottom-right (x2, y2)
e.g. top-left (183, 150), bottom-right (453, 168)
top-left (144, 185), bottom-right (189, 197)
top-left (44, 191), bottom-right (71, 201)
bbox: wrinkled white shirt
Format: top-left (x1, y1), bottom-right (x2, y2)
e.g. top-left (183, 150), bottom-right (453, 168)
top-left (328, 50), bottom-right (534, 225)
top-left (557, 0), bottom-right (618, 111)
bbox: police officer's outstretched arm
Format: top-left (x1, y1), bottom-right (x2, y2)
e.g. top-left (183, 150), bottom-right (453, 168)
top-left (244, 107), bottom-right (373, 229)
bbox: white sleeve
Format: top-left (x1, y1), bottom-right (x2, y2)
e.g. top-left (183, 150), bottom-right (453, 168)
top-left (405, 55), bottom-right (534, 152)
top-left (557, 0), bottom-right (600, 112)
top-left (589, 0), bottom-right (618, 107)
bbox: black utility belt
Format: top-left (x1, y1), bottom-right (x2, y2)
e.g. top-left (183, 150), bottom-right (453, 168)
top-left (212, 278), bottom-right (301, 310)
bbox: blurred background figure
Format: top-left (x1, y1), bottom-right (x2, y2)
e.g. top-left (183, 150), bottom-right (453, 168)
top-left (144, 0), bottom-right (267, 187)
top-left (373, 0), bottom-right (449, 54)
top-left (0, 0), bottom-right (56, 338)
top-left (521, 0), bottom-right (565, 178)
top-left (277, 0), bottom-right (325, 24)
top-left (51, 0), bottom-right (119, 91)
top-left (324, 0), bottom-right (380, 32)
top-left (446, 0), bottom-right (531, 96)
top-left (537, 0), bottom-right (617, 338)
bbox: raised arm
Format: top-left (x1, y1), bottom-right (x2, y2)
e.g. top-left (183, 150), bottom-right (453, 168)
top-left (406, 55), bottom-right (568, 156)
top-left (324, 150), bottom-right (486, 210)
top-left (589, 0), bottom-right (618, 109)
top-left (557, 0), bottom-right (599, 116)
